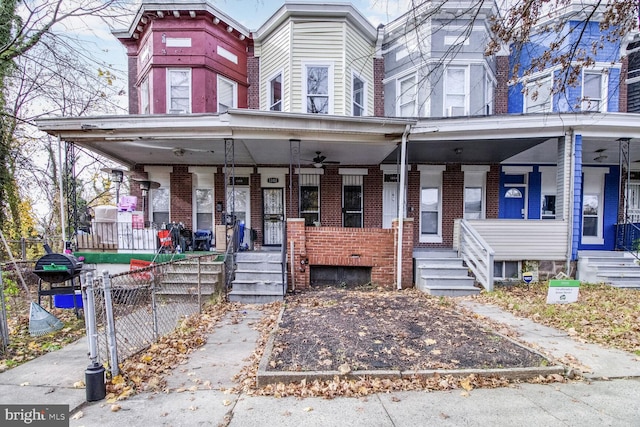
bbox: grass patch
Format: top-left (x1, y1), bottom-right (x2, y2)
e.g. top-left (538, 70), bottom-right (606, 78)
top-left (476, 282), bottom-right (640, 354)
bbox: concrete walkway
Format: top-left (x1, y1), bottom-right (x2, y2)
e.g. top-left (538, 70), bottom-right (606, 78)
top-left (1, 301), bottom-right (640, 426)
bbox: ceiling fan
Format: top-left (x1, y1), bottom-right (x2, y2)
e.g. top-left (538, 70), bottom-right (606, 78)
top-left (127, 141), bottom-right (214, 157)
top-left (303, 151), bottom-right (340, 168)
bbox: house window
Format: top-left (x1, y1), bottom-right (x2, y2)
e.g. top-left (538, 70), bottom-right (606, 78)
top-left (464, 187), bottom-right (483, 219)
top-left (300, 174), bottom-right (320, 226)
top-left (140, 76), bottom-right (150, 114)
top-left (582, 71), bottom-right (604, 112)
top-left (217, 76), bottom-right (237, 113)
top-left (269, 73), bottom-right (282, 111)
top-left (542, 195), bottom-right (556, 219)
top-left (582, 194), bottom-right (599, 237)
top-left (494, 261), bottom-right (520, 279)
top-left (421, 188), bottom-right (439, 234)
top-left (525, 76), bottom-right (552, 113)
top-left (444, 66), bottom-right (467, 116)
top-left (353, 74), bottom-right (365, 116)
top-left (343, 175), bottom-right (363, 228)
top-left (485, 74), bottom-right (494, 115)
top-left (167, 69), bottom-right (191, 114)
top-left (151, 188), bottom-right (170, 225)
top-left (419, 166), bottom-right (445, 242)
top-left (305, 65), bottom-right (330, 114)
top-left (195, 189), bottom-right (214, 231)
top-left (398, 74), bottom-right (417, 116)
top-left (629, 183), bottom-right (640, 222)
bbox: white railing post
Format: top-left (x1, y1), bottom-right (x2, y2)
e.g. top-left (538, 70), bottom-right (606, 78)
top-left (102, 270), bottom-right (119, 377)
top-left (459, 220), bottom-right (495, 292)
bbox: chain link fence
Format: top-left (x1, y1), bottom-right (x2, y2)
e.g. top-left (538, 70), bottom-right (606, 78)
top-left (85, 254), bottom-right (224, 375)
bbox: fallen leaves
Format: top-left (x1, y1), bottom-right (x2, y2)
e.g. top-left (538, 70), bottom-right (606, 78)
top-left (474, 283), bottom-right (640, 354)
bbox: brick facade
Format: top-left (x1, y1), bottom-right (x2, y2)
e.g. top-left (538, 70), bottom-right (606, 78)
top-left (247, 46), bottom-right (260, 110)
top-left (287, 218), bottom-right (414, 289)
top-left (495, 55), bottom-right (509, 115)
top-left (373, 57), bottom-right (385, 117)
top-left (170, 166), bottom-right (193, 230)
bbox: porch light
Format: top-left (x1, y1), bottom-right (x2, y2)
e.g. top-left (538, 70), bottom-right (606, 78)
top-left (101, 168), bottom-right (126, 205)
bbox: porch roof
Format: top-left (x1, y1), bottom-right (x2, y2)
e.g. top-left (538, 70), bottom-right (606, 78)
top-left (36, 110), bottom-right (414, 168)
top-left (36, 110), bottom-right (640, 168)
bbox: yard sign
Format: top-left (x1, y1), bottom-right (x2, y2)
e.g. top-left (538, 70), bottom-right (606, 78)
top-left (546, 279), bottom-right (580, 304)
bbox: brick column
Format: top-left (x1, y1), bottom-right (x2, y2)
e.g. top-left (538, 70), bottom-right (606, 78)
top-left (286, 219), bottom-right (308, 290)
top-left (394, 218), bottom-right (414, 289)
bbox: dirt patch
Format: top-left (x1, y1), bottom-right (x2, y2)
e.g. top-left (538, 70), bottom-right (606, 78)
top-left (267, 287), bottom-right (547, 372)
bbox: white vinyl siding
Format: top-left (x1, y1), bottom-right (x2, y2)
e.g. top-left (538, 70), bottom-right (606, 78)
top-left (291, 21), bottom-right (345, 114)
top-left (258, 23), bottom-right (291, 111)
top-left (345, 25), bottom-right (375, 116)
top-left (454, 219), bottom-right (569, 261)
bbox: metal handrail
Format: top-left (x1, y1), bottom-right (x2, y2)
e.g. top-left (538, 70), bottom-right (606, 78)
top-left (615, 220), bottom-right (640, 261)
top-left (458, 219), bottom-right (495, 292)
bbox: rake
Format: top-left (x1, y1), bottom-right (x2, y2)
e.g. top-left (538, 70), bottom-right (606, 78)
top-left (0, 230), bottom-right (64, 336)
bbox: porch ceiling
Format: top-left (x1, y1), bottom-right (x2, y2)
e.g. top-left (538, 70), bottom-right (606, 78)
top-left (36, 110), bottom-right (414, 169)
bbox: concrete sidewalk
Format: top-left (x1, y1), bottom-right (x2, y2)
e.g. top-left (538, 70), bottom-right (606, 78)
top-left (1, 301), bottom-right (640, 426)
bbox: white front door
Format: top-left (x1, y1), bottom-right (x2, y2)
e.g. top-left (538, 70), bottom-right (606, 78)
top-left (382, 175), bottom-right (398, 229)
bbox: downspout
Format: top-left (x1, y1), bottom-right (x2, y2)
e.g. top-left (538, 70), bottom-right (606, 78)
top-left (396, 125), bottom-right (410, 290)
top-left (566, 130), bottom-right (575, 275)
top-left (58, 136), bottom-right (67, 243)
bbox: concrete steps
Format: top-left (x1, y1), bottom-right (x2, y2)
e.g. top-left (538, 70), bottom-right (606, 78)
top-left (577, 251), bottom-right (640, 288)
top-left (414, 249), bottom-right (480, 297)
top-left (228, 251), bottom-right (286, 303)
top-left (157, 256), bottom-right (223, 296)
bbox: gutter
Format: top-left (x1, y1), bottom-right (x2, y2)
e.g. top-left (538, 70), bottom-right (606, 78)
top-left (396, 125), bottom-right (410, 290)
top-left (566, 130), bottom-right (575, 275)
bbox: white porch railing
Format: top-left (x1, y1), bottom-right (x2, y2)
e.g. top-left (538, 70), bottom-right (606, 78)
top-left (456, 219), bottom-right (495, 292)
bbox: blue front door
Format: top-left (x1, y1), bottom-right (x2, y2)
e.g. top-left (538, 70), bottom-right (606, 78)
top-left (503, 188), bottom-right (525, 219)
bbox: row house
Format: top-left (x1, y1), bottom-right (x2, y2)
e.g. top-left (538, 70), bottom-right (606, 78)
top-left (37, 0), bottom-right (640, 300)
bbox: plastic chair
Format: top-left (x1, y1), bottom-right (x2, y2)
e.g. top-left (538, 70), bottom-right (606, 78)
top-left (157, 229), bottom-right (173, 253)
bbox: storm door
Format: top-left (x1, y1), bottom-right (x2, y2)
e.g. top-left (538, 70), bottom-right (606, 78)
top-left (263, 188), bottom-right (284, 246)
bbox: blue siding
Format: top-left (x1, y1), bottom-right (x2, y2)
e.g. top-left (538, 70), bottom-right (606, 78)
top-left (571, 135), bottom-right (582, 260)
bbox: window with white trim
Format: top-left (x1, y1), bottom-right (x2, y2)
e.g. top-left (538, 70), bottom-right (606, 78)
top-left (140, 76), bottom-right (150, 114)
top-left (269, 72), bottom-right (282, 111)
top-left (167, 69), bottom-right (191, 114)
top-left (352, 74), bottom-right (365, 116)
top-left (444, 66), bottom-right (467, 116)
top-left (419, 166), bottom-right (445, 243)
top-left (525, 75), bottom-right (552, 113)
top-left (463, 167), bottom-right (488, 220)
top-left (195, 189), bottom-right (214, 231)
top-left (305, 65), bottom-right (330, 114)
top-left (343, 175), bottom-right (363, 227)
top-left (485, 74), bottom-right (494, 115)
top-left (494, 261), bottom-right (520, 279)
top-left (582, 71), bottom-right (605, 112)
top-left (398, 74), bottom-right (417, 116)
top-left (540, 166), bottom-right (557, 219)
top-left (217, 76), bottom-right (237, 113)
top-left (152, 188), bottom-right (170, 225)
top-left (300, 174), bottom-right (320, 226)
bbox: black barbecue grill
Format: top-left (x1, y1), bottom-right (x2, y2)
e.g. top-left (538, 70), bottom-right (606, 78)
top-left (33, 244), bottom-right (85, 313)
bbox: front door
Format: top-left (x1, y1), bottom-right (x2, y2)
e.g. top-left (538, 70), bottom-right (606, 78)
top-left (382, 174), bottom-right (398, 229)
top-left (263, 188), bottom-right (284, 246)
top-left (503, 187), bottom-right (525, 219)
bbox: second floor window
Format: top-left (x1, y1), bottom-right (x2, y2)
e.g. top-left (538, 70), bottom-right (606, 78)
top-left (269, 73), bottom-right (282, 111)
top-left (445, 66), bottom-right (467, 116)
top-left (398, 75), bottom-right (417, 116)
top-left (353, 75), bottom-right (365, 116)
top-left (167, 69), bottom-right (191, 114)
top-left (525, 76), bottom-right (552, 113)
top-left (582, 71), bottom-right (604, 112)
top-left (140, 76), bottom-right (150, 114)
top-left (306, 65), bottom-right (329, 114)
top-left (218, 76), bottom-right (237, 113)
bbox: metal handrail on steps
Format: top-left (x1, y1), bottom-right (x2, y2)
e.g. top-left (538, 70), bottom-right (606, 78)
top-left (615, 220), bottom-right (640, 262)
top-left (458, 219), bottom-right (495, 292)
